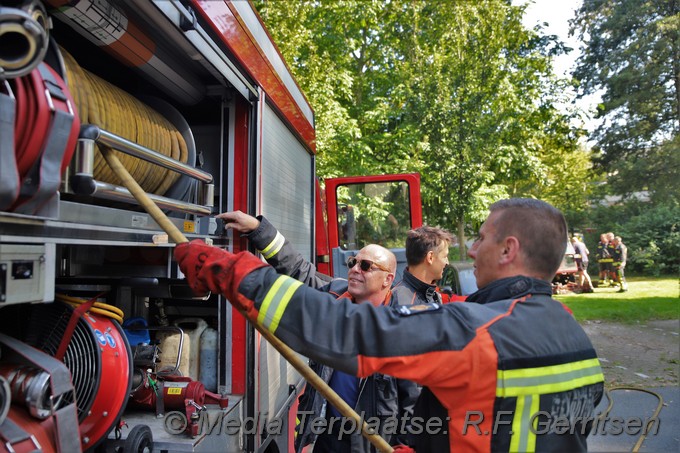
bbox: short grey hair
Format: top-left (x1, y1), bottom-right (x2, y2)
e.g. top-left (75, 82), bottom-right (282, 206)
top-left (489, 198), bottom-right (568, 280)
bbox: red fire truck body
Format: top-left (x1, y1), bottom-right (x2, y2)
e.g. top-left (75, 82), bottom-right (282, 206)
top-left (0, 1), bottom-right (422, 451)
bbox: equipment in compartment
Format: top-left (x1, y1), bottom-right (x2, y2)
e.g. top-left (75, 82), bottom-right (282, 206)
top-left (0, 375), bottom-right (9, 425)
top-left (173, 317), bottom-right (207, 381)
top-left (199, 326), bottom-right (218, 393)
top-left (140, 96), bottom-right (198, 205)
top-left (156, 325), bottom-right (191, 377)
top-left (1, 60), bottom-right (79, 216)
top-left (21, 299), bottom-right (132, 451)
top-left (2, 0), bottom-right (319, 451)
top-left (45, 0), bottom-right (204, 104)
top-left (123, 316), bottom-right (151, 347)
top-left (0, 331), bottom-right (81, 453)
top-left (61, 48), bottom-right (187, 196)
top-left (129, 371), bottom-right (229, 437)
top-left (59, 46), bottom-right (214, 216)
top-left (0, 243), bottom-right (55, 305)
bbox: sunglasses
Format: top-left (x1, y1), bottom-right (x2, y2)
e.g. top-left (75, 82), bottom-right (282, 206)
top-left (346, 256), bottom-right (391, 273)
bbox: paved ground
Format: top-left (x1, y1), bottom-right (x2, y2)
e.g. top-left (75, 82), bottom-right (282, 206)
top-left (589, 386), bottom-right (679, 452)
top-left (583, 319), bottom-right (679, 452)
top-left (582, 319), bottom-right (679, 387)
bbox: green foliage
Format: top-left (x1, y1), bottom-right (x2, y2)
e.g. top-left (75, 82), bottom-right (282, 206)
top-left (578, 202), bottom-right (680, 275)
top-left (572, 0), bottom-right (680, 202)
top-left (254, 0), bottom-right (590, 238)
top-left (617, 203), bottom-right (680, 275)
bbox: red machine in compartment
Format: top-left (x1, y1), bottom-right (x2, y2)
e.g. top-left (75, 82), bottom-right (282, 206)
top-left (129, 372), bottom-right (229, 437)
top-left (1, 406), bottom-right (57, 453)
top-left (0, 300), bottom-right (132, 452)
top-left (74, 304), bottom-right (132, 451)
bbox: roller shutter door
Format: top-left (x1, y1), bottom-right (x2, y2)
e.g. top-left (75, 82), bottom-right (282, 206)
top-left (260, 103), bottom-right (313, 262)
top-left (258, 102), bottom-right (311, 426)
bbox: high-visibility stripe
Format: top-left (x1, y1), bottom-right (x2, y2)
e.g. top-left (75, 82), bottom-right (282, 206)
top-left (496, 358), bottom-right (603, 397)
top-left (257, 275), bottom-right (302, 333)
top-left (503, 360), bottom-right (603, 451)
top-left (259, 231), bottom-right (285, 259)
top-left (509, 394), bottom-right (540, 452)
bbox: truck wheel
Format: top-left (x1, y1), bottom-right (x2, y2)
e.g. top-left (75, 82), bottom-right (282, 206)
top-left (123, 425), bottom-right (153, 453)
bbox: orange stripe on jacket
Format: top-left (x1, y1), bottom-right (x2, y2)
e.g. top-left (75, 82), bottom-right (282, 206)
top-left (356, 296), bottom-right (529, 451)
top-left (358, 329), bottom-right (498, 452)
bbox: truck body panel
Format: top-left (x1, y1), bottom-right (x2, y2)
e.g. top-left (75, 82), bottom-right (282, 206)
top-left (0, 2), bottom-right (422, 452)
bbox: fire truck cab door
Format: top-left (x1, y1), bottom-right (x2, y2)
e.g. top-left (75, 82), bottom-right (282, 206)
top-left (324, 173), bottom-right (422, 281)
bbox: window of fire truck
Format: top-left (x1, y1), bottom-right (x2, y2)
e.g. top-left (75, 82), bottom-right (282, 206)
top-left (335, 181), bottom-right (412, 250)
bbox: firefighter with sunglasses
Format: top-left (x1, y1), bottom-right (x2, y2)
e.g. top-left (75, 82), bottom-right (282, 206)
top-left (215, 211), bottom-right (419, 452)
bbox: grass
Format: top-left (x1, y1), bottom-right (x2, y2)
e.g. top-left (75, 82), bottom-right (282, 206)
top-left (554, 276), bottom-right (679, 323)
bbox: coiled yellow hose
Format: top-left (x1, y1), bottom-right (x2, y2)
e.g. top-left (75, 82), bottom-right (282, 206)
top-left (598, 386), bottom-right (665, 452)
top-left (55, 293), bottom-right (124, 324)
top-left (60, 48), bottom-right (187, 195)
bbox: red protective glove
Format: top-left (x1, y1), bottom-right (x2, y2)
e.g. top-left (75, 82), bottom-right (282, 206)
top-left (392, 445), bottom-right (416, 453)
top-left (174, 240), bottom-right (268, 320)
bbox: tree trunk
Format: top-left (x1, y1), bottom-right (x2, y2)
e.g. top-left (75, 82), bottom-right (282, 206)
top-left (457, 219), bottom-right (467, 260)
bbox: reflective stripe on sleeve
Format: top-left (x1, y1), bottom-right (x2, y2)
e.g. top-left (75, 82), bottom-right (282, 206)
top-left (496, 358), bottom-right (604, 397)
top-left (257, 275), bottom-right (303, 333)
top-left (258, 231), bottom-right (285, 259)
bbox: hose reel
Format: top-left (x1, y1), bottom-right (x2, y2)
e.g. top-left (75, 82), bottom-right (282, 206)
top-left (60, 48), bottom-right (187, 196)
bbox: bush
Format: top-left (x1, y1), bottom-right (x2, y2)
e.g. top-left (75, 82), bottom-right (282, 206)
top-left (579, 202), bottom-right (680, 276)
top-left (618, 204), bottom-right (680, 275)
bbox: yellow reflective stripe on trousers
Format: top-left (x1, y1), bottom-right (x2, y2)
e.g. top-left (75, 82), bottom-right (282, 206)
top-left (257, 275), bottom-right (303, 333)
top-left (496, 358), bottom-right (603, 397)
top-left (510, 394), bottom-right (540, 452)
top-left (259, 231), bottom-right (285, 259)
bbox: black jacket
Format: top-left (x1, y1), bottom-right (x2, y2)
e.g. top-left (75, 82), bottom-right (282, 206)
top-left (391, 269), bottom-right (442, 306)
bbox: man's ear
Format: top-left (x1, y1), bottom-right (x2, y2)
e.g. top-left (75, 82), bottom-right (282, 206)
top-left (499, 236), bottom-right (520, 264)
top-left (426, 250), bottom-right (435, 264)
top-left (383, 272), bottom-right (395, 289)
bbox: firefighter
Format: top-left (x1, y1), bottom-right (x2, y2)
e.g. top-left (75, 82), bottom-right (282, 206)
top-left (215, 210), bottom-right (419, 452)
top-left (357, 223), bottom-right (455, 450)
top-left (611, 236), bottom-right (629, 292)
top-left (605, 232), bottom-right (618, 285)
top-left (390, 225), bottom-right (455, 449)
top-left (596, 233), bottom-right (613, 286)
top-left (391, 225), bottom-right (454, 305)
top-left (177, 199), bottom-right (605, 452)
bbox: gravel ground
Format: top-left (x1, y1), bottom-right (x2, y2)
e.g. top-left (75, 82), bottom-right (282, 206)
top-left (582, 319), bottom-right (679, 387)
top-left (581, 320), bottom-right (679, 451)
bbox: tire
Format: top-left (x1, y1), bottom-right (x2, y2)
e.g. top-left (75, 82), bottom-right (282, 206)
top-left (123, 425), bottom-right (153, 453)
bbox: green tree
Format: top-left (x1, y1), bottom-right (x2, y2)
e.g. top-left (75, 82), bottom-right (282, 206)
top-left (586, 202), bottom-right (680, 275)
top-left (252, 1), bottom-right (363, 177)
top-left (255, 0), bottom-right (593, 256)
top-left (396, 1), bottom-right (585, 257)
top-left (572, 0), bottom-right (680, 203)
top-left (254, 0), bottom-right (425, 177)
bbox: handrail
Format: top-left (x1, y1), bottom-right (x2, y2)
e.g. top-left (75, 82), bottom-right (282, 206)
top-left (79, 124), bottom-right (212, 183)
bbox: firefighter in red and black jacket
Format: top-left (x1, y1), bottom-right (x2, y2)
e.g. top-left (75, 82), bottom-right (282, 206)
top-left (177, 199), bottom-right (605, 452)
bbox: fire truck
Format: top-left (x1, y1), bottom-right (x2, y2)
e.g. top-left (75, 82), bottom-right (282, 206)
top-left (0, 1), bottom-right (422, 451)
